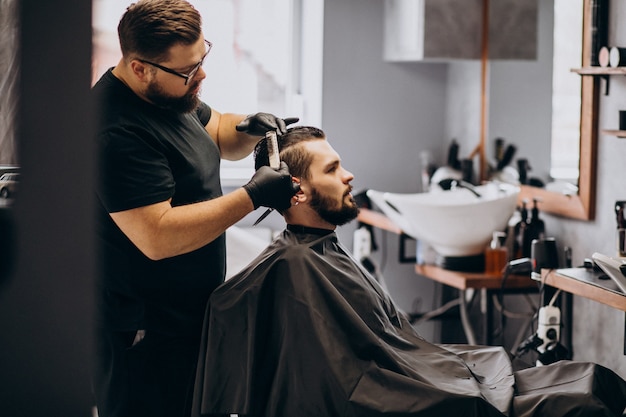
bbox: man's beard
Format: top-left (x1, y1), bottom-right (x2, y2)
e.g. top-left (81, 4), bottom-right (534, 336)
top-left (145, 79), bottom-right (200, 113)
top-left (309, 186), bottom-right (359, 226)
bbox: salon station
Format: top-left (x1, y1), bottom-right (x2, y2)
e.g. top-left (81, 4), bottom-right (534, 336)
top-left (352, 0), bottom-right (626, 373)
top-left (2, 0), bottom-right (626, 414)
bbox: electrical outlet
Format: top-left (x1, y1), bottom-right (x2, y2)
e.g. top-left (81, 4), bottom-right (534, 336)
top-left (353, 227), bottom-right (371, 261)
top-left (536, 305), bottom-right (560, 353)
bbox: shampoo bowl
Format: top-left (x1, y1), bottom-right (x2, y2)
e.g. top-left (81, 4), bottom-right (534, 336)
top-left (367, 183), bottom-right (520, 257)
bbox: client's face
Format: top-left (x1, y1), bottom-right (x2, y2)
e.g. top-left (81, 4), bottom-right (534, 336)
top-left (303, 140), bottom-right (358, 226)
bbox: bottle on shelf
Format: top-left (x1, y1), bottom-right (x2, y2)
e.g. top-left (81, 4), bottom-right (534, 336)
top-left (524, 198), bottom-right (546, 256)
top-left (513, 200), bottom-right (529, 258)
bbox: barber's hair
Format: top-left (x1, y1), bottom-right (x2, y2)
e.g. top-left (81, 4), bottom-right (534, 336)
top-left (253, 126), bottom-right (326, 180)
top-left (117, 0), bottom-right (202, 62)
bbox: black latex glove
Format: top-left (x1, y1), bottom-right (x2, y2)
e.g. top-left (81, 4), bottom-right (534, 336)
top-left (243, 162), bottom-right (300, 210)
top-left (235, 112), bottom-right (299, 136)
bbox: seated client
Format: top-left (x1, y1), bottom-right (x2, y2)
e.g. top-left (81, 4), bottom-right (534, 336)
top-left (193, 126), bottom-right (626, 417)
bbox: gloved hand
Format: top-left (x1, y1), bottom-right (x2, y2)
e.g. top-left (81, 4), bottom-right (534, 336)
top-left (243, 162), bottom-right (300, 210)
top-left (235, 113), bottom-right (299, 136)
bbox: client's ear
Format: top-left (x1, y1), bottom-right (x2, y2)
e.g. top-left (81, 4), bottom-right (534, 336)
top-left (291, 177), bottom-right (308, 205)
top-left (292, 188), bottom-right (306, 206)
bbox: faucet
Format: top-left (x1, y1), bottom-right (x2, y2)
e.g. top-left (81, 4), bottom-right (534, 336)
top-left (437, 178), bottom-right (482, 198)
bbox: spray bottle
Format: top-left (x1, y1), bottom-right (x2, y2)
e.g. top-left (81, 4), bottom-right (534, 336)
top-left (524, 198), bottom-right (545, 256)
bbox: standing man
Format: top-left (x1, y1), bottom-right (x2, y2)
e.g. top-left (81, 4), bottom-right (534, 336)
top-left (92, 1), bottom-right (298, 416)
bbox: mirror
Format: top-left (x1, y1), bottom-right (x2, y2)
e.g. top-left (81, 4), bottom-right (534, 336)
top-left (516, 0), bottom-right (598, 220)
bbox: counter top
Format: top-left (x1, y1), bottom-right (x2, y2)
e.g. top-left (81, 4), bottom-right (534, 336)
top-left (357, 208), bottom-right (402, 234)
top-left (540, 268), bottom-right (626, 311)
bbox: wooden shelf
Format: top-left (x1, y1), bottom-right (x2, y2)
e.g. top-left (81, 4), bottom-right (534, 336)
top-left (602, 129), bottom-right (626, 138)
top-left (415, 264), bottom-right (537, 291)
top-left (571, 66), bottom-right (626, 75)
top-left (571, 67), bottom-right (626, 94)
top-left (541, 268), bottom-right (626, 312)
top-left (543, 268), bottom-right (626, 354)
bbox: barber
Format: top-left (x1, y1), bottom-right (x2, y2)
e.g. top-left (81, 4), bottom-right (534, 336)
top-left (91, 1), bottom-right (298, 416)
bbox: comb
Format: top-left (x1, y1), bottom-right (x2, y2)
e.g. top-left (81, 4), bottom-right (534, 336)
top-left (253, 130), bottom-right (281, 226)
top-left (266, 130), bottom-right (280, 169)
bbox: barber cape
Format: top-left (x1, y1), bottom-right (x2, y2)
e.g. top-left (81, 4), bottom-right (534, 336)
top-left (193, 227), bottom-right (626, 417)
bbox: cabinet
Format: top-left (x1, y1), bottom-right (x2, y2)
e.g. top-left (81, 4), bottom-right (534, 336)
top-left (383, 0), bottom-right (538, 62)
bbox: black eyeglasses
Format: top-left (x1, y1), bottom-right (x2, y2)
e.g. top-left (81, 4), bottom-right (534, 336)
top-left (138, 40), bottom-right (212, 85)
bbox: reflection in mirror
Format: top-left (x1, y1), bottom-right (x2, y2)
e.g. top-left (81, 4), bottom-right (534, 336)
top-left (0, 0), bottom-right (19, 208)
top-left (549, 0), bottom-right (582, 191)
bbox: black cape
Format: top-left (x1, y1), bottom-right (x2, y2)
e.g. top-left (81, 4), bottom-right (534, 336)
top-left (193, 228), bottom-right (626, 417)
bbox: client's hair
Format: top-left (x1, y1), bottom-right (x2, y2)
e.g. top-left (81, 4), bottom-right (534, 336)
top-left (253, 126), bottom-right (326, 180)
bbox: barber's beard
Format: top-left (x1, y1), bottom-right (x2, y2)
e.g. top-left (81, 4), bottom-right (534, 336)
top-left (309, 187), bottom-right (359, 226)
top-left (144, 79), bottom-right (200, 113)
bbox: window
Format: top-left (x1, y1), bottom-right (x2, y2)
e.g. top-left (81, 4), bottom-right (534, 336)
top-left (92, 0), bottom-right (323, 186)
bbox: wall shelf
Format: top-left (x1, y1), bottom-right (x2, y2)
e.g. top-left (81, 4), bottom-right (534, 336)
top-left (602, 129), bottom-right (626, 138)
top-left (571, 67), bottom-right (626, 94)
top-left (574, 68), bottom-right (626, 137)
top-left (572, 69), bottom-right (626, 136)
top-left (571, 67), bottom-right (626, 75)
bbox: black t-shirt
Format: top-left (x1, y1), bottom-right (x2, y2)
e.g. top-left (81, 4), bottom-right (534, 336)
top-left (93, 69), bottom-right (225, 338)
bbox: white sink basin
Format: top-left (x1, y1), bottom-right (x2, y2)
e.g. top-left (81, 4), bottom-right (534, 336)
top-left (367, 183), bottom-right (520, 257)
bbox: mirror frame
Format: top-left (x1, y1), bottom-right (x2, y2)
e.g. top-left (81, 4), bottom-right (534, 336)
top-left (517, 0), bottom-right (598, 220)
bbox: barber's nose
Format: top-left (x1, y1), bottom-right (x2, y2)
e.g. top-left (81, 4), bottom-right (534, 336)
top-left (195, 66), bottom-right (207, 82)
top-left (198, 65), bottom-right (206, 80)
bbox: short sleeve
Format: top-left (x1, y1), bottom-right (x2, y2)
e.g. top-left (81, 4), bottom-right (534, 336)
top-left (98, 128), bottom-right (175, 213)
top-left (195, 102), bottom-right (212, 127)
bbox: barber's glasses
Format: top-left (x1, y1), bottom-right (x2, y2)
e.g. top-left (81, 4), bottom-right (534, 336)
top-left (139, 40), bottom-right (212, 86)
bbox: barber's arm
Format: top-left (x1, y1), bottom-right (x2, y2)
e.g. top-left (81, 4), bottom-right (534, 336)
top-left (109, 163), bottom-right (298, 261)
top-left (206, 110), bottom-right (298, 160)
top-left (110, 190), bottom-right (253, 261)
